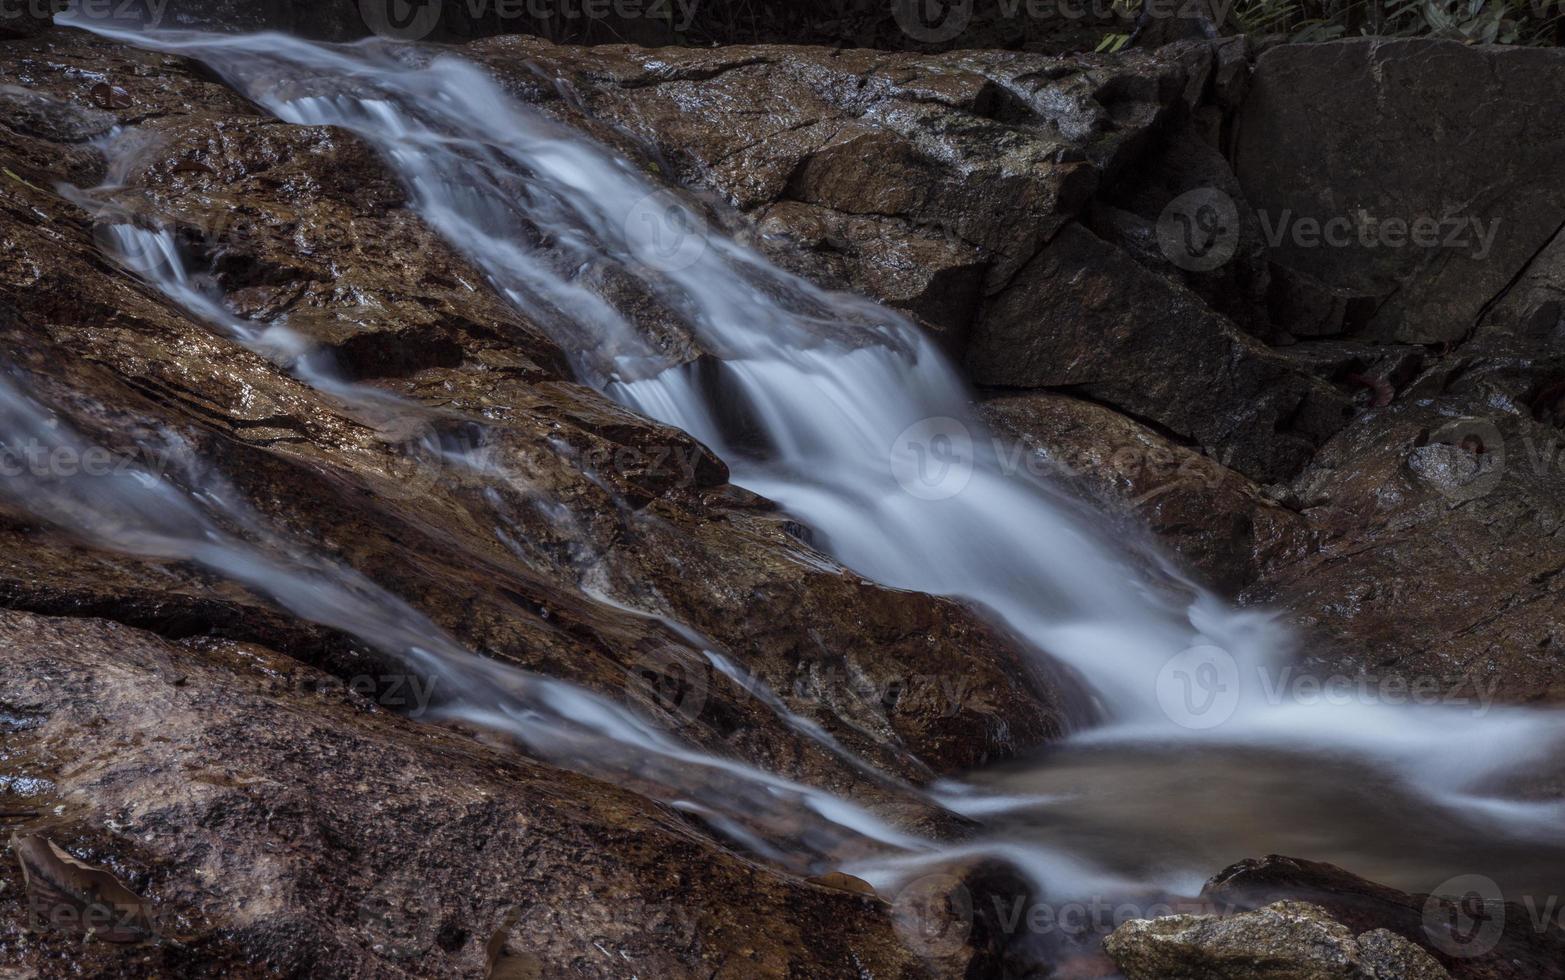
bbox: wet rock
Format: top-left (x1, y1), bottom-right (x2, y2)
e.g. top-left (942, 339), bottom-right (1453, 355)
top-left (967, 222), bottom-right (1351, 482)
top-left (0, 609), bottom-right (939, 977)
top-left (0, 29), bottom-right (1073, 799)
top-left (1104, 900), bottom-right (1451, 980)
top-left (980, 390), bottom-right (1310, 593)
top-left (1234, 39), bottom-right (1565, 344)
top-left (137, 0), bottom-right (1129, 51)
top-left (469, 37), bottom-right (1204, 341)
top-left (0, 1), bottom-right (52, 39)
top-left (1468, 223), bottom-right (1565, 357)
top-left (1244, 364), bottom-right (1565, 704)
top-left (1204, 856), bottom-right (1565, 980)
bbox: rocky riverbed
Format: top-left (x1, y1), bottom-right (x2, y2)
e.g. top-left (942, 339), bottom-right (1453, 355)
top-left (1, 4), bottom-right (1563, 978)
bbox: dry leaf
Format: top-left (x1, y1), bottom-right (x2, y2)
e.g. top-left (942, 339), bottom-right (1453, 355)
top-left (11, 834), bottom-right (156, 943)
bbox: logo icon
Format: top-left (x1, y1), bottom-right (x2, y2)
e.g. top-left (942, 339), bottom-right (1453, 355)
top-left (624, 645), bottom-right (710, 726)
top-left (1423, 875), bottom-right (1505, 958)
top-left (892, 0), bottom-right (974, 42)
top-left (891, 417), bottom-right (974, 501)
top-left (1158, 188), bottom-right (1241, 273)
top-left (359, 0), bottom-right (443, 41)
top-left (1156, 644), bottom-right (1241, 729)
top-left (891, 873), bottom-right (974, 958)
top-left (1410, 418), bottom-right (1506, 503)
top-left (623, 191), bottom-right (709, 275)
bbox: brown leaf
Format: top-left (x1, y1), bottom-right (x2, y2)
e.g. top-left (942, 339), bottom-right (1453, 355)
top-left (807, 870), bottom-right (878, 897)
top-left (11, 834), bottom-right (156, 943)
top-left (89, 83), bottom-right (132, 111)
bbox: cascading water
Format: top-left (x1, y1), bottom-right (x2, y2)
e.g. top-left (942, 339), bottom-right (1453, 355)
top-left (0, 366), bottom-right (926, 867)
top-left (49, 7), bottom-right (1565, 913)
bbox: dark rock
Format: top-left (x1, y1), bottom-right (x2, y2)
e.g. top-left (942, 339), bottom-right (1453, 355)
top-left (1234, 39), bottom-right (1565, 344)
top-left (0, 610), bottom-right (940, 977)
top-left (467, 37), bottom-right (1203, 340)
top-left (966, 222), bottom-right (1352, 483)
top-left (1104, 899), bottom-right (1451, 980)
top-left (0, 0), bottom-right (53, 39)
top-left (1244, 361), bottom-right (1565, 704)
top-left (1204, 856), bottom-right (1565, 980)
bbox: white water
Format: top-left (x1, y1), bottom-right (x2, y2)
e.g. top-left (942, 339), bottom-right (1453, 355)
top-left (0, 369), bottom-right (925, 865)
top-left (49, 10), bottom-right (1565, 908)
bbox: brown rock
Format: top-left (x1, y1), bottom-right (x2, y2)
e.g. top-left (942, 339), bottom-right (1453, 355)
top-left (0, 610), bottom-right (937, 978)
top-left (980, 390), bottom-right (1311, 594)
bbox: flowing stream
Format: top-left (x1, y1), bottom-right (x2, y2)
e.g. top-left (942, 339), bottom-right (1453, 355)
top-left (38, 6), bottom-right (1565, 945)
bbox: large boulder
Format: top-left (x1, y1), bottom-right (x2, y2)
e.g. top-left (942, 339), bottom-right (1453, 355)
top-left (1204, 856), bottom-right (1565, 980)
top-left (0, 610), bottom-right (941, 978)
top-left (1104, 900), bottom-right (1452, 980)
top-left (1234, 39), bottom-right (1565, 345)
top-left (1244, 356), bottom-right (1565, 705)
top-left (968, 222), bottom-right (1351, 482)
top-left (980, 389), bottom-right (1311, 593)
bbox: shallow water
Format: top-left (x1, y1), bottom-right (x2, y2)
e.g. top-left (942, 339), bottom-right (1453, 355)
top-left (51, 5), bottom-right (1565, 942)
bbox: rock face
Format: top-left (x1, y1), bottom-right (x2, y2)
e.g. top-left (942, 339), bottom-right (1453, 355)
top-left (114, 0), bottom-right (1131, 51)
top-left (980, 390), bottom-right (1310, 594)
top-left (0, 1), bottom-right (52, 38)
top-left (1234, 39), bottom-right (1565, 345)
top-left (0, 610), bottom-right (937, 978)
top-left (1204, 856), bottom-right (1565, 980)
top-left (0, 25), bottom-right (1096, 977)
top-left (475, 28), bottom-right (1565, 706)
top-left (1104, 900), bottom-right (1452, 980)
top-left (465, 36), bottom-right (1361, 483)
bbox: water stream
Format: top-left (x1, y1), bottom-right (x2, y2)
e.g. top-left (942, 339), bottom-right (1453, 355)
top-left (39, 5), bottom-right (1565, 951)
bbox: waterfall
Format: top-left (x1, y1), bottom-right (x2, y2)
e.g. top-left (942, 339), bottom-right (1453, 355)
top-left (46, 9), bottom-right (1565, 899)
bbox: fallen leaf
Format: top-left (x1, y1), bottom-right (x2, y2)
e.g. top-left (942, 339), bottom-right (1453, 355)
top-left (807, 870), bottom-right (878, 897)
top-left (11, 834), bottom-right (156, 942)
top-left (89, 83), bottom-right (132, 110)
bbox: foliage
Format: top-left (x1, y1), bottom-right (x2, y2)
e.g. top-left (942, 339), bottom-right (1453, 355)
top-left (1228, 0), bottom-right (1565, 44)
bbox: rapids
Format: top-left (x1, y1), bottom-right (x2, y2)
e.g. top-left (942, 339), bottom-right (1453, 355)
top-left (32, 2), bottom-right (1565, 940)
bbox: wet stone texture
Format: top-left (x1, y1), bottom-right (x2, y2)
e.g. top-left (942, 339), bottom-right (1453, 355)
top-left (0, 16), bottom-right (1562, 980)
